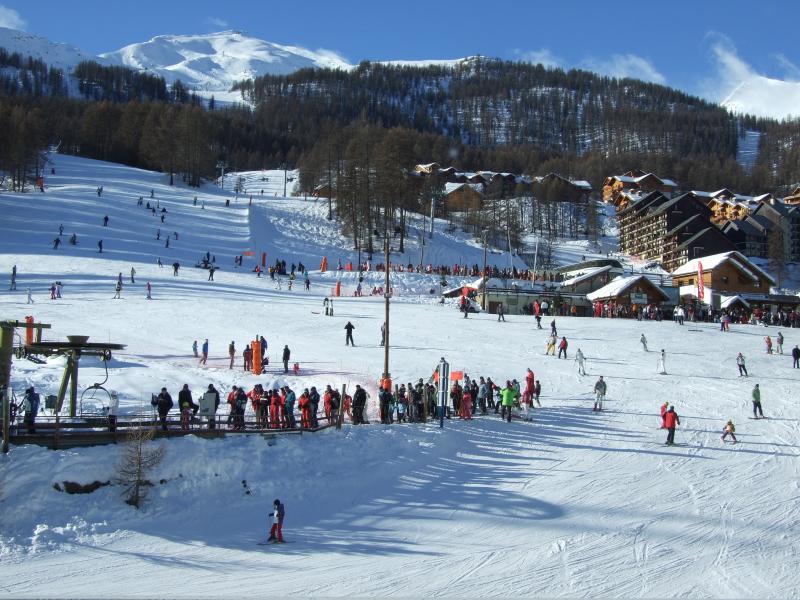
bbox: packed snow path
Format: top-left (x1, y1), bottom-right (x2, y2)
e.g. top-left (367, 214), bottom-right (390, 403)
top-left (0, 155), bottom-right (798, 598)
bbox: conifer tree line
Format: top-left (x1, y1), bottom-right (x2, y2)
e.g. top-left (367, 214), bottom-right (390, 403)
top-left (2, 50), bottom-right (800, 219)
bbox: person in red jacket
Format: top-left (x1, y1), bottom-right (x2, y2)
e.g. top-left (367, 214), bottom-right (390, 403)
top-left (460, 388), bottom-right (473, 419)
top-left (248, 385), bottom-right (264, 428)
top-left (660, 401), bottom-right (669, 429)
top-left (298, 389), bottom-right (312, 429)
top-left (558, 336), bottom-right (568, 359)
top-left (663, 405), bottom-right (680, 445)
top-left (323, 385), bottom-right (334, 423)
top-left (522, 368), bottom-right (535, 405)
top-left (226, 386), bottom-right (238, 428)
top-left (269, 389), bottom-right (283, 429)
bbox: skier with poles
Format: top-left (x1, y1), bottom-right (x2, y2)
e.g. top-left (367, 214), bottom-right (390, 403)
top-left (593, 376), bottom-right (606, 411)
top-left (574, 348), bottom-right (586, 375)
top-left (664, 405), bottom-right (680, 445)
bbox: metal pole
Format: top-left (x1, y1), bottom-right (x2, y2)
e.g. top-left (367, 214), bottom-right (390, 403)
top-left (532, 236), bottom-right (539, 282)
top-left (482, 230), bottom-right (488, 311)
top-left (383, 239), bottom-right (390, 380)
top-left (429, 196), bottom-right (435, 239)
top-left (283, 166), bottom-right (287, 197)
top-left (438, 357), bottom-right (449, 429)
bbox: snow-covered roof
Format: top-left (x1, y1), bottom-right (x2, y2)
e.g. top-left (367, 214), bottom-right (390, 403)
top-left (721, 294), bottom-right (750, 309)
top-left (444, 182), bottom-right (483, 196)
top-left (610, 173), bottom-right (677, 187)
top-left (671, 251), bottom-right (776, 285)
top-left (559, 265), bottom-right (612, 287)
top-left (586, 275), bottom-right (667, 301)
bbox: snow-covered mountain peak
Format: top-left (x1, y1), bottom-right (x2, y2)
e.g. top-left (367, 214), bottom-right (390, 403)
top-left (0, 26), bottom-right (108, 71)
top-left (99, 30), bottom-right (354, 91)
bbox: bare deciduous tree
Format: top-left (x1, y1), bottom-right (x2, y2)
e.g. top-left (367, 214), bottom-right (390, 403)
top-left (117, 425), bottom-right (165, 509)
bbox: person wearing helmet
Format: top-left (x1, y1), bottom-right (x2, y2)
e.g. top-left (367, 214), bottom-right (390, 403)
top-left (267, 498), bottom-right (285, 543)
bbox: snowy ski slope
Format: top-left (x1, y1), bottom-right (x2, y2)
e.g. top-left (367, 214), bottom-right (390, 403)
top-left (0, 155), bottom-right (799, 598)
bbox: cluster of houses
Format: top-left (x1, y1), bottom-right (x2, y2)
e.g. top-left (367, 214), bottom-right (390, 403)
top-left (313, 161), bottom-right (594, 215)
top-left (409, 163), bottom-right (592, 212)
top-left (473, 250), bottom-right (798, 318)
top-left (604, 170), bottom-right (800, 270)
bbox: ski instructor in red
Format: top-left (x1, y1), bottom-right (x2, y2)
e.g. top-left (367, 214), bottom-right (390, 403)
top-left (268, 499), bottom-right (285, 543)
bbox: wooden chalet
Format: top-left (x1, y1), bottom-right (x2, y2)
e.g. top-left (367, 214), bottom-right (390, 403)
top-left (602, 170), bottom-right (678, 206)
top-left (671, 251), bottom-right (775, 296)
top-left (312, 183), bottom-right (336, 199)
top-left (784, 186), bottom-right (800, 206)
top-left (585, 275), bottom-right (670, 306)
top-left (444, 183), bottom-right (483, 211)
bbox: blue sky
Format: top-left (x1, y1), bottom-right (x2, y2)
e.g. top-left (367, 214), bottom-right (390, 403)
top-left (1, 0), bottom-right (799, 109)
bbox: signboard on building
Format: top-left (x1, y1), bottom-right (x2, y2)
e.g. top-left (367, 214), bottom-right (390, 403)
top-left (630, 293), bottom-right (648, 304)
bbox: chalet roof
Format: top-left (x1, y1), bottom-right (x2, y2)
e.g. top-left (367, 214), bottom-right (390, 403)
top-left (753, 199), bottom-right (789, 219)
top-left (720, 295), bottom-right (750, 309)
top-left (586, 275), bottom-right (669, 301)
top-left (749, 214), bottom-right (776, 232)
top-left (535, 172), bottom-right (592, 191)
top-left (608, 172), bottom-right (677, 188)
top-left (616, 190), bottom-right (665, 216)
top-left (671, 251), bottom-right (776, 285)
top-left (666, 213), bottom-right (705, 236)
top-left (559, 265), bottom-right (613, 287)
top-left (444, 182), bottom-right (483, 196)
top-left (673, 227), bottom-right (731, 252)
top-left (724, 217), bottom-right (765, 237)
top-left (645, 193), bottom-right (691, 217)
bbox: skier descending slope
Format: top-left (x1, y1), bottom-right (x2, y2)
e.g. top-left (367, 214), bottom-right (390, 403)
top-left (593, 376), bottom-right (606, 411)
top-left (267, 499), bottom-right (285, 543)
top-left (664, 405), bottom-right (680, 445)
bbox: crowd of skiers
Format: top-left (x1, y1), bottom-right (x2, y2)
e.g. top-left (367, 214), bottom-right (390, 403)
top-left (374, 369), bottom-right (544, 426)
top-left (150, 381), bottom-right (371, 431)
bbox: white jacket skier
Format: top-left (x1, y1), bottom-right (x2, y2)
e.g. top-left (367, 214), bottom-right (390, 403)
top-left (574, 349), bottom-right (586, 375)
top-left (657, 349), bottom-right (667, 374)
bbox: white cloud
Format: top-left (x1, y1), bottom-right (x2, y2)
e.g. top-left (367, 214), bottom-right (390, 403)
top-left (706, 35), bottom-right (800, 120)
top-left (773, 53), bottom-right (800, 81)
top-left (206, 17), bottom-right (229, 29)
top-left (0, 5), bottom-right (26, 30)
top-left (513, 48), bottom-right (562, 69)
top-left (581, 54), bottom-right (665, 84)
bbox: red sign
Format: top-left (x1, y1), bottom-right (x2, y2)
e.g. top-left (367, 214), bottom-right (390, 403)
top-left (697, 261), bottom-right (705, 300)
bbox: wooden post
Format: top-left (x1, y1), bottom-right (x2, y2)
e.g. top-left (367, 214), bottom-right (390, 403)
top-left (70, 352), bottom-right (78, 417)
top-left (336, 384), bottom-right (346, 430)
top-left (2, 386), bottom-right (9, 454)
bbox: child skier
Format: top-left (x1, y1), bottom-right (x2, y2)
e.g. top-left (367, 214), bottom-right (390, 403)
top-left (267, 499), bottom-right (285, 543)
top-left (660, 401), bottom-right (669, 428)
top-left (640, 333), bottom-right (648, 351)
top-left (721, 420), bottom-right (738, 444)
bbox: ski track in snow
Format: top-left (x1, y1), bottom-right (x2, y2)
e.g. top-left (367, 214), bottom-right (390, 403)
top-left (0, 154), bottom-right (798, 597)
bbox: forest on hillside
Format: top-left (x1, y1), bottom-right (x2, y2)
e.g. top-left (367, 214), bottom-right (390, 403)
top-left (2, 51), bottom-right (800, 250)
